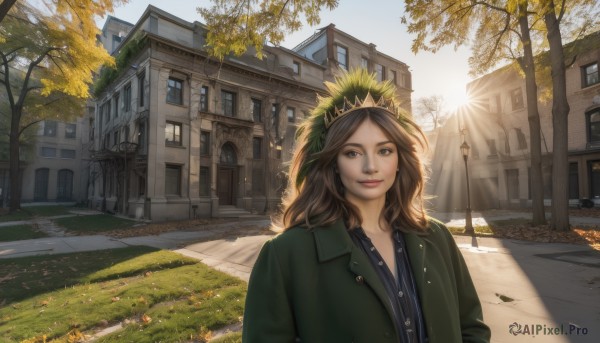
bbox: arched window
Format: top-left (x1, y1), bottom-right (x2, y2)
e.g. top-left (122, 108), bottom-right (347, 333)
top-left (588, 109), bottom-right (600, 143)
top-left (34, 168), bottom-right (49, 201)
top-left (220, 142), bottom-right (237, 165)
top-left (57, 169), bottom-right (73, 201)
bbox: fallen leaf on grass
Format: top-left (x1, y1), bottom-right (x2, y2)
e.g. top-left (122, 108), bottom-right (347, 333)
top-left (67, 328), bottom-right (88, 343)
top-left (141, 314), bottom-right (152, 324)
top-left (20, 334), bottom-right (47, 343)
top-left (111, 296), bottom-right (120, 302)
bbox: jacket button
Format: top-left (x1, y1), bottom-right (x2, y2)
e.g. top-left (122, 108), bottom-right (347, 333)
top-left (355, 275), bottom-right (364, 283)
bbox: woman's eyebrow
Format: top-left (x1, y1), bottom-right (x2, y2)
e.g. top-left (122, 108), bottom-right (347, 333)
top-left (342, 141), bottom-right (393, 148)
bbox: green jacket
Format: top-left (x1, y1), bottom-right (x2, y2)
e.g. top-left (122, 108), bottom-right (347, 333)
top-left (242, 219), bottom-right (491, 343)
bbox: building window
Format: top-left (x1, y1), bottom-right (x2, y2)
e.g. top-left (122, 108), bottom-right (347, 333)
top-left (44, 120), bottom-right (57, 136)
top-left (165, 121), bottom-right (182, 146)
top-left (113, 130), bottom-right (119, 147)
top-left (199, 166), bottom-right (210, 196)
top-left (200, 131), bottom-right (210, 156)
top-left (57, 169), bottom-right (73, 201)
top-left (287, 107), bottom-right (295, 123)
top-left (65, 123), bottom-right (76, 139)
top-left (123, 83), bottom-right (131, 112)
top-left (505, 169), bottom-right (519, 200)
top-left (337, 45), bottom-right (348, 70)
top-left (124, 124), bottom-right (130, 142)
top-left (582, 62), bottom-right (599, 88)
top-left (60, 149), bottom-right (76, 159)
top-left (401, 73), bottom-right (411, 89)
top-left (252, 98), bottom-right (262, 122)
top-left (104, 133), bottom-right (110, 149)
top-left (361, 57), bottom-right (369, 69)
top-left (167, 77), bottom-right (183, 105)
top-left (138, 72), bottom-right (145, 107)
top-left (41, 147), bottom-right (56, 157)
top-left (221, 90), bottom-right (236, 117)
top-left (253, 137), bottom-right (262, 159)
top-left (390, 70), bottom-right (397, 85)
top-left (113, 93), bottom-right (119, 118)
top-left (165, 164), bottom-right (181, 196)
top-left (515, 128), bottom-right (527, 150)
top-left (587, 109), bottom-right (600, 143)
top-left (292, 61), bottom-right (301, 75)
top-left (375, 64), bottom-right (385, 82)
top-left (510, 87), bottom-right (524, 110)
top-left (200, 86), bottom-right (209, 112)
top-left (137, 120), bottom-right (147, 154)
top-left (486, 139), bottom-right (498, 158)
top-left (34, 168), bottom-right (49, 201)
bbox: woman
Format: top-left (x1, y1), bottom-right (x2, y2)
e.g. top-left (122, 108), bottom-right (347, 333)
top-left (242, 69), bottom-right (490, 343)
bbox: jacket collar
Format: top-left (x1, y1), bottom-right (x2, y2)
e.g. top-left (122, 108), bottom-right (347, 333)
top-left (312, 220), bottom-right (354, 262)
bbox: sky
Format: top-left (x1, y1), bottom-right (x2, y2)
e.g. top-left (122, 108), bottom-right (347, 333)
top-left (97, 0), bottom-right (474, 113)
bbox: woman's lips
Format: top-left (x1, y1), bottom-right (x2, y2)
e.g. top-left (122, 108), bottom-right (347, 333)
top-left (358, 180), bottom-right (383, 187)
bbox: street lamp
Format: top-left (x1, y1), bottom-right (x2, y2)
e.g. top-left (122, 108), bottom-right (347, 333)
top-left (460, 140), bottom-right (475, 236)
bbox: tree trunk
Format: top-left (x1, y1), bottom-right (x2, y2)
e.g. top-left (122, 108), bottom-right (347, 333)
top-left (544, 1), bottom-right (570, 231)
top-left (8, 105), bottom-right (22, 212)
top-left (0, 0), bottom-right (18, 24)
top-left (518, 2), bottom-right (546, 225)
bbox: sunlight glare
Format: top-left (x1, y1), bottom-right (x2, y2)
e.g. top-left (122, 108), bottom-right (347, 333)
top-left (448, 89), bottom-right (472, 113)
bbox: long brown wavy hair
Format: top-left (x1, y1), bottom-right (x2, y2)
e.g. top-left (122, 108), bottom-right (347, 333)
top-left (274, 107), bottom-right (429, 233)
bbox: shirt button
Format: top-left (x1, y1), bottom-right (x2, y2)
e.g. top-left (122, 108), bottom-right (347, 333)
top-left (424, 267), bottom-right (427, 272)
top-left (419, 244), bottom-right (423, 249)
top-left (397, 248), bottom-right (402, 253)
top-left (378, 261), bottom-right (384, 266)
top-left (355, 275), bottom-right (364, 283)
top-left (398, 291), bottom-right (403, 297)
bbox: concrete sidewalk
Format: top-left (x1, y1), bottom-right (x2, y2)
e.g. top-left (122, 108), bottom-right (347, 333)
top-left (1, 212), bottom-right (599, 342)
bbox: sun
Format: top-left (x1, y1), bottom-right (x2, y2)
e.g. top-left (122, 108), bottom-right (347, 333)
top-left (448, 89), bottom-right (472, 113)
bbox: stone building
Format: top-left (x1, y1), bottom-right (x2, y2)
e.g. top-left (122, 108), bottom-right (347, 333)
top-left (89, 5), bottom-right (414, 221)
top-left (429, 31), bottom-right (600, 211)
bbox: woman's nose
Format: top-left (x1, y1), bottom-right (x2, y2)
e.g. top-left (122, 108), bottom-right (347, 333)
top-left (363, 154), bottom-right (378, 174)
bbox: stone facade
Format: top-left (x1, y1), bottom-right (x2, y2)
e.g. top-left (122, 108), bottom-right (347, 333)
top-left (429, 32), bottom-right (600, 211)
top-left (89, 6), bottom-right (414, 221)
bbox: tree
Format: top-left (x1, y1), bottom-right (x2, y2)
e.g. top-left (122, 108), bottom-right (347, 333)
top-left (538, 0), bottom-right (599, 230)
top-left (0, 0), bottom-right (126, 212)
top-left (414, 95), bottom-right (448, 130)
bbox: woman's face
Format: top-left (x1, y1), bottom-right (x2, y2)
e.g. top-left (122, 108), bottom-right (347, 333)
top-left (336, 118), bottom-right (399, 208)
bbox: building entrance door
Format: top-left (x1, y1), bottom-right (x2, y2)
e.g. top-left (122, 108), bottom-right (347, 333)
top-left (218, 167), bottom-right (235, 205)
top-left (218, 142), bottom-right (238, 206)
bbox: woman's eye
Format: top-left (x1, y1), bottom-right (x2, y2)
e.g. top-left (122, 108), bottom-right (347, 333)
top-left (344, 151), bottom-right (359, 158)
top-left (380, 148), bottom-right (394, 155)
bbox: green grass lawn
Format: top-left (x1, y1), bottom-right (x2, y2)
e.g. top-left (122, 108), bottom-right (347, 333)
top-left (0, 206), bottom-right (73, 223)
top-left (0, 246), bottom-right (246, 342)
top-left (55, 214), bottom-right (137, 234)
top-left (0, 225), bottom-right (49, 242)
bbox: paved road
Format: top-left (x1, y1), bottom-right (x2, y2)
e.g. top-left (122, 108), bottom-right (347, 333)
top-left (1, 212), bottom-right (599, 342)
